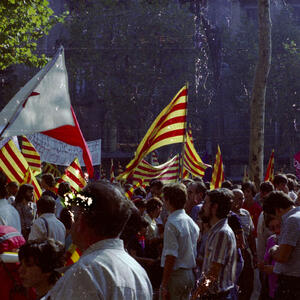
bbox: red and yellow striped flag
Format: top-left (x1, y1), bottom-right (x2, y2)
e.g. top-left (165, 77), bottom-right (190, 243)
top-left (182, 126), bottom-right (211, 178)
top-left (42, 162), bottom-right (61, 178)
top-left (65, 243), bottom-right (82, 266)
top-left (125, 178), bottom-right (144, 200)
top-left (56, 158), bottom-right (87, 193)
top-left (0, 140), bottom-right (42, 200)
top-left (117, 85), bottom-right (187, 180)
top-left (132, 155), bottom-right (180, 186)
top-left (264, 149), bottom-right (274, 182)
top-left (210, 145), bottom-right (224, 190)
top-left (21, 136), bottom-right (41, 176)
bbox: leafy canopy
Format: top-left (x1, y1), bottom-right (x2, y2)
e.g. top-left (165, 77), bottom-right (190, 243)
top-left (0, 0), bottom-right (67, 70)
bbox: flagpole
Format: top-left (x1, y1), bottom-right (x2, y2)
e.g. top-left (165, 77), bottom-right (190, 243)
top-left (0, 46), bottom-right (64, 139)
top-left (180, 82), bottom-right (189, 180)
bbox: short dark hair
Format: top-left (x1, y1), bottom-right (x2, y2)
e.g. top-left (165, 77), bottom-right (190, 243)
top-left (273, 174), bottom-right (288, 187)
top-left (242, 181), bottom-right (256, 197)
top-left (57, 181), bottom-right (71, 197)
top-left (221, 180), bottom-right (233, 190)
top-left (133, 186), bottom-right (147, 198)
top-left (15, 184), bottom-right (34, 203)
top-left (0, 171), bottom-right (7, 198)
top-left (37, 195), bottom-right (56, 214)
top-left (263, 191), bottom-right (294, 215)
top-left (193, 181), bottom-right (207, 195)
top-left (80, 181), bottom-right (133, 238)
top-left (59, 208), bottom-right (73, 230)
top-left (42, 173), bottom-right (56, 188)
top-left (146, 197), bottom-right (163, 213)
top-left (260, 181), bottom-right (274, 194)
top-left (149, 179), bottom-right (163, 189)
top-left (133, 198), bottom-right (147, 209)
top-left (163, 183), bottom-right (187, 210)
top-left (18, 239), bottom-right (65, 284)
top-left (207, 188), bottom-right (233, 219)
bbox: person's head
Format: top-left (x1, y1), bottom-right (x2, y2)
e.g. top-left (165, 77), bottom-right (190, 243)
top-left (149, 179), bottom-right (163, 197)
top-left (41, 173), bottom-right (56, 190)
top-left (221, 180), bottom-right (233, 190)
top-left (57, 181), bottom-right (71, 198)
top-left (0, 171), bottom-right (7, 198)
top-left (37, 195), bottom-right (56, 216)
top-left (15, 184), bottom-right (34, 204)
top-left (120, 205), bottom-right (149, 247)
top-left (182, 178), bottom-right (194, 188)
top-left (264, 214), bottom-right (281, 235)
top-left (6, 181), bottom-right (19, 197)
top-left (132, 198), bottom-right (147, 215)
top-left (273, 174), bottom-right (288, 193)
top-left (260, 181), bottom-right (274, 200)
top-left (232, 189), bottom-right (244, 212)
top-left (18, 239), bottom-right (65, 294)
top-left (163, 183), bottom-right (187, 211)
top-left (187, 181), bottom-right (206, 207)
top-left (146, 197), bottom-right (163, 219)
top-left (71, 181), bottom-right (133, 250)
top-left (59, 208), bottom-right (73, 232)
top-left (263, 191), bottom-right (295, 218)
top-left (203, 188), bottom-right (233, 221)
top-left (133, 186), bottom-right (147, 198)
top-left (241, 181), bottom-right (256, 202)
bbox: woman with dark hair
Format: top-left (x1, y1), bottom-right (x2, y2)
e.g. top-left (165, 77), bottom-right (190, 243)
top-left (18, 239), bottom-right (65, 299)
top-left (13, 184), bottom-right (35, 240)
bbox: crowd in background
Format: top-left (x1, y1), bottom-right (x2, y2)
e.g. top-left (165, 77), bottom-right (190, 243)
top-left (0, 170), bottom-right (299, 300)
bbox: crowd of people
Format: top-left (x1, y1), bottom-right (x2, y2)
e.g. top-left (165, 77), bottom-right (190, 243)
top-left (0, 169), bottom-right (299, 300)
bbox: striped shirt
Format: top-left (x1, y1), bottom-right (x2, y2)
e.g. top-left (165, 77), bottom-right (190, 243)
top-left (237, 208), bottom-right (254, 248)
top-left (202, 218), bottom-right (237, 293)
top-left (274, 207), bottom-right (300, 277)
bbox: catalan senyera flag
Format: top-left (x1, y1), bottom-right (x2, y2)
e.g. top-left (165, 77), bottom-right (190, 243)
top-left (21, 136), bottom-right (41, 176)
top-left (264, 149), bottom-right (274, 182)
top-left (56, 158), bottom-right (87, 193)
top-left (125, 178), bottom-right (144, 200)
top-left (117, 85), bottom-right (187, 180)
top-left (110, 159), bottom-right (115, 183)
top-left (182, 126), bottom-right (211, 178)
top-left (0, 140), bottom-right (42, 200)
top-left (65, 243), bottom-right (82, 266)
top-left (210, 145), bottom-right (224, 190)
top-left (132, 155), bottom-right (180, 186)
top-left (42, 162), bottom-right (61, 178)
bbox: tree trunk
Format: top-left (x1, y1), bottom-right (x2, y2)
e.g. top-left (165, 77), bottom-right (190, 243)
top-left (249, 0), bottom-right (272, 189)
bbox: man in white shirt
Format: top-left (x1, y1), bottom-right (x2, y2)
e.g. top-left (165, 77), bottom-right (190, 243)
top-left (45, 181), bottom-right (152, 300)
top-left (0, 172), bottom-right (21, 233)
top-left (160, 183), bottom-right (199, 300)
top-left (28, 195), bottom-right (66, 245)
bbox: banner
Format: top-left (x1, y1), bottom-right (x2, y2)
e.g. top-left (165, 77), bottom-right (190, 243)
top-left (294, 151), bottom-right (300, 180)
top-left (27, 133), bottom-right (101, 167)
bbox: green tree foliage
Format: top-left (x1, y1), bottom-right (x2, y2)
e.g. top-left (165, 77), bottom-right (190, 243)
top-left (0, 0), bottom-right (67, 70)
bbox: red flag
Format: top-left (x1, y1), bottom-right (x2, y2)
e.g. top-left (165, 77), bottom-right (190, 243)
top-left (0, 47), bottom-right (94, 178)
top-left (42, 106), bottom-right (93, 178)
top-left (264, 149), bottom-right (275, 182)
